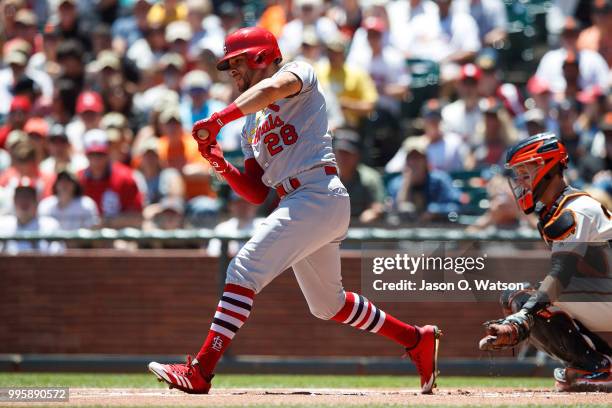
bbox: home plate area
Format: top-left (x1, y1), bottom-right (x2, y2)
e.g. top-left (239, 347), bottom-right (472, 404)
top-left (7, 387), bottom-right (610, 406)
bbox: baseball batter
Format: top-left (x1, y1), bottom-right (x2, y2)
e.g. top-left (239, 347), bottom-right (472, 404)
top-left (479, 133), bottom-right (612, 392)
top-left (148, 27), bottom-right (441, 394)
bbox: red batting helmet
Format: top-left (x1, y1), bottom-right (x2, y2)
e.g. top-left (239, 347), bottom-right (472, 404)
top-left (216, 27), bottom-right (282, 71)
top-left (505, 132), bottom-right (568, 214)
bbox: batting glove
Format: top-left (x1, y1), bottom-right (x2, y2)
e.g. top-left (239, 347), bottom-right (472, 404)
top-left (198, 142), bottom-right (229, 173)
top-left (192, 103), bottom-right (244, 146)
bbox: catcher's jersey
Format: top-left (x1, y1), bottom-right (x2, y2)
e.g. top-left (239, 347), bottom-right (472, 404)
top-left (551, 195), bottom-right (612, 276)
top-left (241, 61), bottom-right (336, 187)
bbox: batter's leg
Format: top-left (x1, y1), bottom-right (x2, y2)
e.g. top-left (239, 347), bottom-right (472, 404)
top-left (292, 242), bottom-right (442, 393)
top-left (193, 190), bottom-right (351, 379)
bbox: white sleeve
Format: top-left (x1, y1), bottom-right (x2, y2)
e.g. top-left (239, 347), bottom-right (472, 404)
top-left (280, 61), bottom-right (318, 94)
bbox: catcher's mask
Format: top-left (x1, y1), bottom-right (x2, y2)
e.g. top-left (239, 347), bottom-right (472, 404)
top-left (504, 133), bottom-right (568, 214)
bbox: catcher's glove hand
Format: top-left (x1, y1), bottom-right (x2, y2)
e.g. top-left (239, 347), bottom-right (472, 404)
top-left (478, 309), bottom-right (534, 351)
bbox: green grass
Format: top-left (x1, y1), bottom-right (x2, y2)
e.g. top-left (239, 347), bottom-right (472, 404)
top-left (0, 373), bottom-right (555, 389)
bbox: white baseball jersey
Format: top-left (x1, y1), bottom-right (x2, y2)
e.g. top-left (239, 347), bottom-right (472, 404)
top-left (225, 60), bottom-right (351, 319)
top-left (552, 195), bottom-right (612, 332)
top-left (241, 61), bottom-right (336, 187)
top-left (551, 195), bottom-right (612, 257)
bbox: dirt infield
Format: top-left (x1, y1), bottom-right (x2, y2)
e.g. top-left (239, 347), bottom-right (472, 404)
top-left (6, 387), bottom-right (611, 407)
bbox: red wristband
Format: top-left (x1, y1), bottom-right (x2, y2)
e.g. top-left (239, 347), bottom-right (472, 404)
top-left (216, 102), bottom-right (244, 126)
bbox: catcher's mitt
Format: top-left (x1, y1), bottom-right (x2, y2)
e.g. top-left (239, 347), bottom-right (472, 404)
top-left (478, 309), bottom-right (534, 351)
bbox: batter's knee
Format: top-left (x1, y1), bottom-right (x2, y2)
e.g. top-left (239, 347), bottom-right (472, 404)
top-left (225, 257), bottom-right (260, 293)
top-left (499, 283), bottom-right (535, 316)
top-left (306, 290), bottom-right (346, 321)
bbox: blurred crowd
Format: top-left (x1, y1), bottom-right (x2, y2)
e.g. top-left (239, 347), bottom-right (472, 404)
top-left (0, 0), bottom-right (611, 252)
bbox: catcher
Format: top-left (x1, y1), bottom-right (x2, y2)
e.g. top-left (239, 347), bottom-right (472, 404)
top-left (478, 133), bottom-right (612, 392)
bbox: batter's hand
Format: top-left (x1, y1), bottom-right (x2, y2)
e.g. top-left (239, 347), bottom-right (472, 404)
top-left (198, 142), bottom-right (229, 173)
top-left (478, 309), bottom-right (533, 351)
top-left (192, 113), bottom-right (224, 145)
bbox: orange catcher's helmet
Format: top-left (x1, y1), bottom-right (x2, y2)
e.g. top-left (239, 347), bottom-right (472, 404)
top-left (505, 133), bottom-right (568, 214)
top-left (216, 27), bottom-right (282, 71)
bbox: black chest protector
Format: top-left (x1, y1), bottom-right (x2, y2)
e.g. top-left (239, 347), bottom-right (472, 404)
top-left (536, 187), bottom-right (589, 245)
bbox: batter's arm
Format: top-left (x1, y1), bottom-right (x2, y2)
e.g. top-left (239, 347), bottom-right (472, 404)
top-left (233, 72), bottom-right (303, 114)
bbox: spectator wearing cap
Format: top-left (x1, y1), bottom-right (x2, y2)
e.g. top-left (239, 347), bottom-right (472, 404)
top-left (166, 21), bottom-right (193, 64)
top-left (101, 113), bottom-right (133, 166)
top-left (524, 75), bottom-right (556, 132)
top-left (347, 16), bottom-right (410, 117)
top-left (90, 50), bottom-right (123, 92)
top-left (142, 197), bottom-right (186, 235)
top-left (132, 137), bottom-right (185, 205)
top-left (387, 136), bottom-right (461, 223)
top-left (179, 70), bottom-right (223, 129)
top-left (78, 129), bottom-right (143, 227)
top-left (317, 33), bottom-right (378, 130)
top-left (577, 0), bottom-right (612, 66)
top-left (295, 26), bottom-right (323, 64)
top-left (66, 91), bottom-right (105, 153)
top-left (0, 96), bottom-right (31, 149)
top-left (466, 97), bottom-right (517, 170)
top-left (279, 0), bottom-right (339, 60)
top-left (0, 136), bottom-right (54, 201)
top-left (0, 177), bottom-right (62, 254)
top-left (453, 0), bottom-right (507, 46)
top-left (385, 99), bottom-right (467, 173)
top-left (442, 63), bottom-right (483, 140)
top-left (475, 49), bottom-right (523, 117)
top-left (0, 40), bottom-right (52, 117)
top-left (334, 130), bottom-right (385, 224)
top-left (421, 99), bottom-right (467, 172)
top-left (521, 108), bottom-right (548, 138)
top-left (13, 8), bottom-right (38, 49)
top-left (23, 117), bottom-right (48, 163)
top-left (39, 124), bottom-right (88, 175)
top-left (38, 170), bottom-right (100, 230)
top-left (535, 16), bottom-right (609, 95)
top-left (157, 106), bottom-right (214, 200)
top-left (135, 53), bottom-right (185, 114)
top-left (207, 192), bottom-right (266, 256)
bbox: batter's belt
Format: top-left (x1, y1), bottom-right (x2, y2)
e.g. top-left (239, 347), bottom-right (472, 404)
top-left (275, 165), bottom-right (338, 199)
